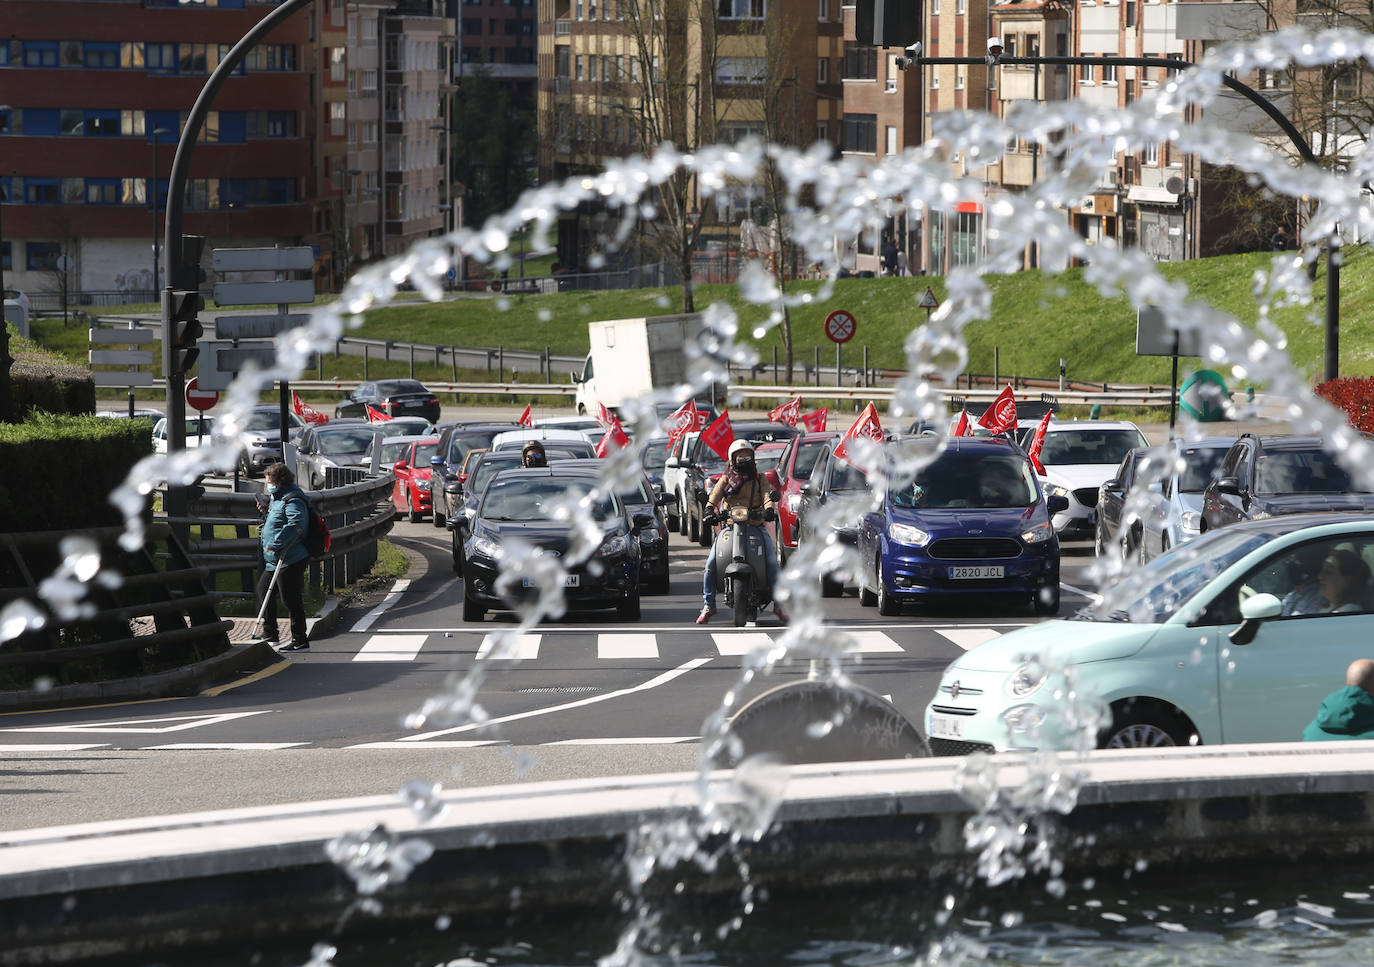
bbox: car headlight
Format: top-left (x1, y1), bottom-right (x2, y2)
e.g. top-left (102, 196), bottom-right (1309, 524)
top-left (786, 494), bottom-right (801, 513)
top-left (888, 522), bottom-right (931, 546)
top-left (247, 436), bottom-right (269, 447)
top-left (1045, 484), bottom-right (1070, 500)
top-left (1020, 522), bottom-right (1053, 544)
top-left (1001, 703), bottom-right (1047, 735)
top-left (598, 534), bottom-right (629, 557)
top-left (1005, 660), bottom-right (1048, 698)
top-left (416, 477), bottom-right (431, 491)
top-left (1180, 511), bottom-right (1201, 533)
top-left (471, 535), bottom-right (503, 560)
top-left (318, 456), bottom-right (339, 468)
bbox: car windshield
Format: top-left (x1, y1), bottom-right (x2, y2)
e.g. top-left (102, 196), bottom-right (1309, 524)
top-left (641, 441), bottom-right (669, 472)
top-left (892, 453), bottom-right (1038, 509)
top-left (481, 477), bottom-right (619, 522)
top-left (242, 412), bottom-right (304, 433)
top-left (756, 450), bottom-right (784, 473)
top-left (183, 417), bottom-right (214, 436)
top-left (1075, 527), bottom-right (1271, 623)
top-left (412, 443), bottom-right (437, 466)
top-left (618, 479), bottom-right (654, 505)
top-left (1255, 449), bottom-right (1373, 494)
top-left (318, 428), bottom-right (378, 454)
top-left (830, 459), bottom-right (871, 492)
top-left (380, 441), bottom-right (412, 464)
top-left (792, 440), bottom-right (829, 480)
top-left (1039, 429), bottom-right (1145, 465)
top-left (379, 380), bottom-right (427, 395)
top-left (471, 455), bottom-right (526, 494)
top-left (1177, 446), bottom-right (1229, 493)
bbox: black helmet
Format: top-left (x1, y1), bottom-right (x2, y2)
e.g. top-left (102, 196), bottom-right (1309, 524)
top-left (522, 440), bottom-right (547, 466)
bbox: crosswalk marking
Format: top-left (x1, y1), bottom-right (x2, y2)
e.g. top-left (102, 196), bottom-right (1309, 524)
top-left (843, 631), bottom-right (905, 653)
top-left (476, 633), bottom-right (542, 661)
top-left (597, 633), bottom-right (659, 659)
top-left (936, 628), bottom-right (1002, 651)
top-left (711, 632), bottom-right (777, 657)
top-left (353, 633), bottom-right (428, 662)
top-left (142, 743), bottom-right (307, 751)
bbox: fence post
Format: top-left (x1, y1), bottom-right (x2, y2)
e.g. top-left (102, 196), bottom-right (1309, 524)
top-left (545, 345), bottom-right (551, 378)
top-left (994, 347), bottom-right (1000, 386)
top-left (862, 346), bottom-right (869, 387)
top-left (316, 354), bottom-right (323, 380)
top-left (813, 346), bottom-right (820, 387)
top-left (364, 343), bottom-right (370, 379)
top-left (498, 346), bottom-right (504, 383)
top-left (772, 346), bottom-right (777, 384)
top-left (385, 340), bottom-right (392, 362)
top-left (434, 345), bottom-right (441, 367)
top-left (451, 346), bottom-right (459, 402)
top-left (409, 344), bottom-right (415, 378)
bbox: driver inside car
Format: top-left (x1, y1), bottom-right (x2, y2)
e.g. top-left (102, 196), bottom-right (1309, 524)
top-left (696, 440), bottom-right (784, 625)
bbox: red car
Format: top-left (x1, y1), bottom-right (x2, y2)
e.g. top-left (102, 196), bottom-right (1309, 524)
top-left (770, 431), bottom-right (839, 563)
top-left (392, 437), bottom-right (440, 522)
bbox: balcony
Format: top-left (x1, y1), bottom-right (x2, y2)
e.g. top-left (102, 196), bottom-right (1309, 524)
top-left (555, 19), bottom-right (571, 35)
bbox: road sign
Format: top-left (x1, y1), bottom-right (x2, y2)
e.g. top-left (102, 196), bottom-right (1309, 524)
top-left (92, 371), bottom-right (154, 388)
top-left (214, 313), bottom-right (312, 340)
top-left (824, 310), bottom-right (857, 344)
top-left (1136, 306), bottom-right (1202, 357)
top-left (918, 288), bottom-right (940, 309)
top-left (213, 279), bottom-right (316, 307)
top-left (211, 247), bottom-right (314, 273)
top-left (193, 341), bottom-right (319, 391)
top-left (88, 325), bottom-right (154, 387)
top-left (185, 377), bottom-right (219, 412)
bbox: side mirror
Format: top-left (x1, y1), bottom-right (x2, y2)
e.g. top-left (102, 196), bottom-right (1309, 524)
top-left (1046, 494), bottom-right (1070, 515)
top-left (665, 457), bottom-right (680, 469)
top-left (632, 512), bottom-right (656, 530)
top-left (765, 471), bottom-right (781, 490)
top-left (1147, 480), bottom-right (1164, 494)
top-left (1102, 478), bottom-right (1121, 493)
top-left (395, 460), bottom-right (408, 470)
top-left (655, 493), bottom-right (675, 507)
top-left (802, 484), bottom-right (819, 498)
top-left (569, 371), bottom-right (578, 384)
top-left (1230, 592), bottom-right (1282, 646)
top-left (1215, 476), bottom-right (1242, 497)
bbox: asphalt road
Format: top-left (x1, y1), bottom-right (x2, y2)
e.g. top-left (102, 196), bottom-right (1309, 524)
top-left (0, 517), bottom-right (1102, 831)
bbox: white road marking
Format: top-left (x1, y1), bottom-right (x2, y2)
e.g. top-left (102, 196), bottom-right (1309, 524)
top-left (544, 737), bottom-right (697, 745)
top-left (1060, 581), bottom-right (1098, 600)
top-left (352, 633), bottom-right (428, 662)
top-left (597, 633), bottom-right (659, 659)
top-left (711, 632), bottom-right (776, 656)
top-left (401, 657), bottom-right (713, 740)
top-left (0, 711), bottom-right (270, 735)
top-left (350, 578), bottom-right (412, 633)
top-left (347, 622), bottom-right (1033, 635)
top-left (347, 740), bottom-right (508, 749)
top-left (141, 743), bottom-right (306, 751)
top-left (936, 628), bottom-right (1003, 651)
top-left (844, 631), bottom-right (905, 653)
top-left (0, 744), bottom-right (109, 752)
top-left (476, 633), bottom-right (542, 661)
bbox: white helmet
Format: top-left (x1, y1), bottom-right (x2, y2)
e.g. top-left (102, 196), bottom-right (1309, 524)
top-left (727, 440), bottom-right (755, 462)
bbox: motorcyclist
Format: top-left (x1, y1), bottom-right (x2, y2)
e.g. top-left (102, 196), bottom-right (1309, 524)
top-left (696, 439), bottom-right (785, 624)
top-left (521, 440), bottom-right (548, 468)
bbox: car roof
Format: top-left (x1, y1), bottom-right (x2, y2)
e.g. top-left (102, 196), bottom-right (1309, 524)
top-left (381, 434), bottom-right (431, 444)
top-left (1224, 512), bottom-right (1374, 539)
top-left (491, 428), bottom-right (594, 442)
top-left (489, 465), bottom-right (605, 482)
top-left (1247, 434), bottom-right (1328, 450)
top-left (1044, 421), bottom-right (1143, 432)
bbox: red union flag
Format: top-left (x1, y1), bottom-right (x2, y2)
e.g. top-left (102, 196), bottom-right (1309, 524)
top-left (951, 410), bottom-right (970, 438)
top-left (663, 400), bottom-right (698, 444)
top-left (769, 397), bottom-right (802, 426)
top-left (977, 385), bottom-right (1018, 435)
top-left (518, 404), bottom-right (534, 428)
top-left (365, 404), bottom-right (392, 423)
top-left (595, 416), bottom-right (631, 458)
top-left (699, 409), bottom-right (736, 460)
top-left (597, 401), bottom-right (614, 429)
top-left (1025, 410), bottom-right (1052, 475)
top-left (292, 392), bottom-right (329, 426)
top-left (834, 403), bottom-right (884, 466)
top-left (799, 407), bottom-right (828, 432)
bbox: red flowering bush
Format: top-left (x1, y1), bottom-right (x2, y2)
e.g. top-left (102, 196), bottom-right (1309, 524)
top-left (1315, 378), bottom-right (1374, 434)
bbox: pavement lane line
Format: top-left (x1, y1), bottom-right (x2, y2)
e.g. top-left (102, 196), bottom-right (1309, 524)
top-left (347, 740), bottom-right (508, 749)
top-left (1060, 582), bottom-right (1098, 600)
top-left (346, 622), bottom-right (1034, 635)
top-left (711, 632), bottom-right (776, 657)
top-left (936, 628), bottom-right (1003, 651)
top-left (544, 737), bottom-right (697, 745)
top-left (200, 661), bottom-right (291, 696)
top-left (844, 631), bottom-right (905, 653)
top-left (349, 578), bottom-right (413, 633)
top-left (401, 657), bottom-right (713, 741)
top-left (476, 633), bottom-right (542, 661)
top-left (597, 633), bottom-right (659, 660)
top-left (352, 633), bottom-right (428, 663)
top-left (0, 744), bottom-right (110, 752)
top-left (140, 743), bottom-right (307, 751)
top-left (0, 710), bottom-right (272, 735)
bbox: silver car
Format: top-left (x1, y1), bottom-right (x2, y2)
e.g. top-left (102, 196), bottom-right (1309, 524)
top-left (295, 423), bottom-right (385, 490)
top-left (1139, 436), bottom-right (1235, 562)
top-left (235, 406), bottom-right (307, 478)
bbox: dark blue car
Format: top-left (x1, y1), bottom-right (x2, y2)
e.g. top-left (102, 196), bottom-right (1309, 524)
top-left (855, 437), bottom-right (1069, 616)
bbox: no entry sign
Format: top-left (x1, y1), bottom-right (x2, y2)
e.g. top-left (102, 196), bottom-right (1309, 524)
top-left (824, 310), bottom-right (857, 344)
top-left (185, 377), bottom-right (220, 412)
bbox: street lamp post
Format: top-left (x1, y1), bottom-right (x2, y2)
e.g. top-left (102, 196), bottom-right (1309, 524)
top-left (151, 128), bottom-right (172, 297)
top-left (0, 104), bottom-right (13, 424)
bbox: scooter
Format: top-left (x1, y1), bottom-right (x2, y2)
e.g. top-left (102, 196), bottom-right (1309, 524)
top-left (704, 498), bottom-right (779, 627)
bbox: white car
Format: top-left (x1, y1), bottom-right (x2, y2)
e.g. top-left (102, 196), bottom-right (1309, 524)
top-left (1031, 421), bottom-right (1149, 537)
top-left (489, 427), bottom-right (599, 455)
top-left (152, 416), bottom-right (216, 454)
top-left (1139, 436), bottom-right (1235, 562)
top-left (534, 415), bottom-right (604, 434)
top-left (370, 434), bottom-right (423, 473)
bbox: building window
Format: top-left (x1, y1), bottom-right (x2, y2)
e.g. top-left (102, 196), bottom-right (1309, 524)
top-left (955, 0), bottom-right (965, 13)
top-left (21, 109), bottom-right (61, 136)
top-left (842, 113), bottom-right (877, 153)
top-left (84, 42), bottom-right (121, 69)
top-left (244, 44), bottom-right (296, 71)
top-left (817, 57), bottom-right (828, 84)
top-left (361, 18), bottom-right (378, 43)
top-left (27, 242), bottom-right (62, 271)
top-left (843, 43), bottom-right (877, 81)
top-left (331, 47), bottom-right (346, 82)
top-left (886, 54), bottom-right (898, 91)
top-left (23, 41), bottom-right (59, 68)
top-left (1081, 58), bottom-right (1095, 83)
top-left (818, 0), bottom-right (829, 17)
top-left (0, 112), bottom-right (8, 135)
top-left (1, 242), bottom-right (8, 272)
top-left (1145, 142), bottom-right (1159, 166)
top-left (931, 70), bottom-right (939, 88)
top-left (1126, 0), bottom-right (1137, 26)
top-left (83, 109), bottom-right (121, 136)
top-left (575, 55), bottom-right (584, 81)
top-left (85, 178), bottom-right (121, 205)
top-left (362, 69), bottom-right (378, 92)
top-left (931, 0), bottom-right (939, 13)
top-left (146, 43), bottom-right (178, 73)
top-left (816, 121), bottom-right (828, 142)
top-left (1102, 63), bottom-right (1117, 84)
top-left (0, 46), bottom-right (8, 68)
top-left (955, 67), bottom-right (964, 89)
top-left (716, 57), bottom-right (765, 84)
top-left (718, 0), bottom-right (765, 18)
top-left (885, 125), bottom-right (897, 155)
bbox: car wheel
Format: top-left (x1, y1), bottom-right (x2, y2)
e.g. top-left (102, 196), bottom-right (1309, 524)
top-left (1032, 583), bottom-right (1060, 616)
top-left (858, 558), bottom-right (878, 607)
top-left (875, 557), bottom-right (898, 616)
top-left (687, 504), bottom-right (700, 543)
top-left (238, 453), bottom-right (257, 478)
top-left (407, 492), bottom-right (421, 523)
top-left (1093, 521), bottom-right (1106, 558)
top-left (1121, 524), bottom-right (1140, 562)
top-left (651, 572), bottom-right (670, 595)
top-left (432, 497), bottom-right (446, 528)
top-left (618, 592), bottom-right (641, 621)
top-left (462, 587), bottom-right (485, 622)
top-left (1099, 704), bottom-right (1193, 749)
top-left (677, 493), bottom-right (689, 536)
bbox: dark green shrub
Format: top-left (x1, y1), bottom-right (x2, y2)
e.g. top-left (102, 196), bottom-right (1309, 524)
top-left (0, 413), bottom-right (153, 531)
top-left (7, 323), bottom-right (95, 417)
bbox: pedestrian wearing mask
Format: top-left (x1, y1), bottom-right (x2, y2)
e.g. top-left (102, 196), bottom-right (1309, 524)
top-left (254, 463), bottom-right (311, 651)
top-left (521, 440), bottom-right (548, 468)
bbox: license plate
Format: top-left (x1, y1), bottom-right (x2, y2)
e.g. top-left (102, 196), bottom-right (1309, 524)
top-left (522, 574), bottom-right (580, 588)
top-left (928, 712), bottom-right (964, 740)
top-left (404, 400), bottom-right (423, 407)
top-left (948, 565), bottom-right (1004, 580)
top-left (1088, 510), bottom-right (1096, 525)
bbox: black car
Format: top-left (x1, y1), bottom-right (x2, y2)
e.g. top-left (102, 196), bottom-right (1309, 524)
top-left (555, 458), bottom-right (675, 594)
top-left (462, 466), bottom-right (645, 622)
top-left (429, 422), bottom-right (522, 528)
top-left (335, 379), bottom-right (441, 424)
top-left (1202, 433), bottom-right (1374, 531)
top-left (796, 437), bottom-right (877, 596)
top-left (447, 446), bottom-right (583, 574)
top-left (1095, 446), bottom-right (1151, 560)
top-left (683, 421), bottom-right (800, 547)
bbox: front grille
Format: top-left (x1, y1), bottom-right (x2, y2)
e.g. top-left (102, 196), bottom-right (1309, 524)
top-left (928, 538), bottom-right (1022, 560)
top-left (1073, 488), bottom-right (1099, 508)
top-left (929, 738), bottom-right (997, 756)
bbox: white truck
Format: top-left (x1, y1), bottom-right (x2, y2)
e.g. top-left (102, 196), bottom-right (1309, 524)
top-left (572, 314), bottom-right (704, 415)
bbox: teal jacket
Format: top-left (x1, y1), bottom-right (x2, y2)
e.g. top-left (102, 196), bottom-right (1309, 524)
top-left (260, 485), bottom-right (310, 570)
top-left (1302, 686), bottom-right (1374, 741)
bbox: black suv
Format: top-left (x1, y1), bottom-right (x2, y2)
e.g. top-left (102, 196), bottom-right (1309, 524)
top-left (428, 422), bottom-right (521, 528)
top-left (1201, 433), bottom-right (1374, 531)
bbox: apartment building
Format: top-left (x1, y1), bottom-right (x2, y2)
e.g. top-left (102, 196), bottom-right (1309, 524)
top-left (452, 0), bottom-right (538, 109)
top-left (0, 0), bottom-right (312, 300)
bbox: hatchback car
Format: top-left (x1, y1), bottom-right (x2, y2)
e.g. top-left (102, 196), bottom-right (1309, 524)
top-left (924, 514), bottom-right (1374, 755)
top-left (294, 423), bottom-right (383, 490)
top-left (796, 437), bottom-right (878, 596)
top-left (153, 416), bottom-right (215, 453)
top-left (447, 446), bottom-right (583, 573)
top-left (391, 437), bottom-right (439, 522)
top-left (771, 431), bottom-right (840, 563)
top-left (462, 467), bottom-right (644, 622)
top-left (1028, 422), bottom-right (1149, 537)
top-left (233, 406), bottom-right (307, 477)
top-left (1138, 437), bottom-right (1234, 562)
top-left (429, 422), bottom-right (523, 528)
top-left (1201, 433), bottom-right (1374, 531)
top-left (856, 437), bottom-right (1066, 615)
top-left (335, 379), bottom-right (441, 424)
top-left (555, 458), bottom-right (675, 594)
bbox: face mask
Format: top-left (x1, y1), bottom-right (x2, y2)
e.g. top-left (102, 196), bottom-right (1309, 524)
top-left (526, 454), bottom-right (546, 468)
top-left (267, 485), bottom-right (280, 495)
top-left (734, 458), bottom-right (755, 473)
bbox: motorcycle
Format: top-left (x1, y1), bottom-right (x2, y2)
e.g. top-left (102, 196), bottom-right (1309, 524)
top-left (704, 495), bottom-right (779, 627)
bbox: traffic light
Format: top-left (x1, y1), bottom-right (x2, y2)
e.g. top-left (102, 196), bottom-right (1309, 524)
top-left (163, 234), bottom-right (207, 378)
top-left (855, 0), bottom-right (922, 50)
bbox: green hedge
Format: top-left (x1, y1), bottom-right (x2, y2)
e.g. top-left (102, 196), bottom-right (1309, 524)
top-left (8, 323), bottom-right (95, 418)
top-left (0, 413), bottom-right (153, 531)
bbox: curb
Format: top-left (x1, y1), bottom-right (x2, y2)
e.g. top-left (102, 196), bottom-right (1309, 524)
top-left (0, 636), bottom-right (278, 713)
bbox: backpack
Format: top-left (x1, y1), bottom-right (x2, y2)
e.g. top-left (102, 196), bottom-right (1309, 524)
top-left (289, 494), bottom-right (332, 558)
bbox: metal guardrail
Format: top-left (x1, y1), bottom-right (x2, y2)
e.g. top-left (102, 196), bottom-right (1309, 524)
top-left (169, 472), bottom-right (397, 598)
